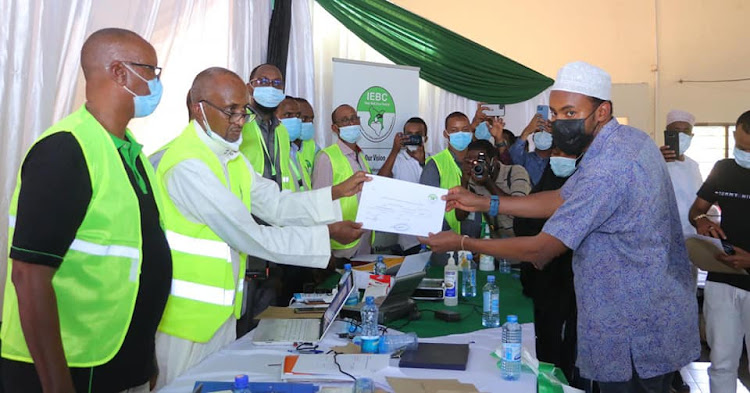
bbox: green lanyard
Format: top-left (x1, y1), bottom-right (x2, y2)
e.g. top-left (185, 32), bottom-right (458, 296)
top-left (290, 156), bottom-right (306, 191)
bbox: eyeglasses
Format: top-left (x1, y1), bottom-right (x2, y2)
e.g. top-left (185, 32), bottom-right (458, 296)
top-left (249, 77), bottom-right (284, 88)
top-left (200, 100), bottom-right (249, 123)
top-left (335, 116), bottom-right (360, 126)
top-left (122, 61), bottom-right (162, 79)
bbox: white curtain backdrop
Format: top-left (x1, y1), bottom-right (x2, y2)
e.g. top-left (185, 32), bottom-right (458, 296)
top-left (0, 0), bottom-right (272, 312)
top-left (308, 1), bottom-right (549, 156)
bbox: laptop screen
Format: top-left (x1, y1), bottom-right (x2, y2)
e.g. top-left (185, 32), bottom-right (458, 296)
top-left (322, 272), bottom-right (353, 332)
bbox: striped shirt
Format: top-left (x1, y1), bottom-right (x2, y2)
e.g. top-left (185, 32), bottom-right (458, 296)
top-left (470, 164), bottom-right (531, 237)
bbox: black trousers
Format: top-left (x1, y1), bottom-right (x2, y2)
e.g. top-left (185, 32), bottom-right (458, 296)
top-left (597, 362), bottom-right (674, 393)
top-left (533, 290), bottom-right (578, 384)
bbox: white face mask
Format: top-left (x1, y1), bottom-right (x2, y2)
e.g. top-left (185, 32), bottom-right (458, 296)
top-left (678, 133), bottom-right (692, 155)
top-left (200, 102), bottom-right (242, 152)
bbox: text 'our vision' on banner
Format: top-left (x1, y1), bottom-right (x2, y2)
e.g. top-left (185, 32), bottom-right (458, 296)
top-left (332, 58), bottom-right (420, 171)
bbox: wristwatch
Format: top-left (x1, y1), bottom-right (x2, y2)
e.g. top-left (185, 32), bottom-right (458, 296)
top-left (489, 195), bottom-right (499, 217)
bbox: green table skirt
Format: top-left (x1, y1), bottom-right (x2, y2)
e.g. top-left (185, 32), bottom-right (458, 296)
top-left (323, 267), bottom-right (534, 338)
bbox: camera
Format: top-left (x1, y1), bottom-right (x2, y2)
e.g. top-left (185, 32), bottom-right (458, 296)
top-left (403, 134), bottom-right (422, 146)
top-left (472, 152), bottom-right (488, 180)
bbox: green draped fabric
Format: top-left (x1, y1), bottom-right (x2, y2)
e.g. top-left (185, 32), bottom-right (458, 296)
top-left (315, 0), bottom-right (553, 104)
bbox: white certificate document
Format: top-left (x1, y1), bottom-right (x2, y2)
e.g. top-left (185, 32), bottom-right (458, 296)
top-left (355, 175), bottom-right (447, 237)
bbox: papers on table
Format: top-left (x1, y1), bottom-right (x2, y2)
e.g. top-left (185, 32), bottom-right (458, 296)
top-left (355, 175), bottom-right (447, 237)
top-left (282, 354), bottom-right (390, 382)
top-left (685, 234), bottom-right (748, 275)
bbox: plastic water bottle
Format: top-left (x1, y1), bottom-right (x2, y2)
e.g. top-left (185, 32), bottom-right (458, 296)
top-left (479, 230), bottom-right (495, 271)
top-left (343, 264), bottom-right (359, 306)
top-left (232, 374), bottom-right (252, 393)
top-left (461, 252), bottom-right (477, 298)
top-left (360, 296), bottom-right (380, 353)
top-left (499, 258), bottom-right (512, 274)
top-left (374, 256), bottom-right (387, 275)
top-left (482, 276), bottom-right (500, 327)
top-left (353, 377), bottom-right (375, 393)
top-left (501, 315), bottom-right (522, 380)
top-left (377, 332), bottom-right (418, 353)
top-left (443, 254), bottom-right (458, 306)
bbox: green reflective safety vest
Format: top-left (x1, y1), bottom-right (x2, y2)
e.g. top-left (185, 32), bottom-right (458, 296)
top-left (291, 149), bottom-right (312, 191)
top-left (299, 139), bottom-right (317, 178)
top-left (1, 105), bottom-right (162, 367)
top-left (154, 123), bottom-right (252, 343)
top-left (240, 118), bottom-right (294, 191)
top-left (320, 144), bottom-right (371, 250)
top-left (426, 149), bottom-right (462, 234)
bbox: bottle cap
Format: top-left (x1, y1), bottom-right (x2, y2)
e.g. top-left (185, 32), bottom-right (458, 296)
top-left (507, 315), bottom-right (518, 323)
top-left (467, 252), bottom-right (473, 260)
top-left (234, 374), bottom-right (249, 388)
top-left (487, 275), bottom-right (495, 282)
top-left (344, 263), bottom-right (352, 271)
top-left (365, 296), bottom-right (375, 305)
top-left (447, 255), bottom-right (455, 265)
top-left (377, 255), bottom-right (384, 262)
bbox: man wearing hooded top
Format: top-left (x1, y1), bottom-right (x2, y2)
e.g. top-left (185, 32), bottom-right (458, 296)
top-left (515, 147), bottom-right (579, 386)
top-left (422, 61), bottom-right (700, 393)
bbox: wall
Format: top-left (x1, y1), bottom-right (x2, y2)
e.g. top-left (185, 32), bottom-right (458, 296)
top-left (392, 0), bottom-right (750, 140)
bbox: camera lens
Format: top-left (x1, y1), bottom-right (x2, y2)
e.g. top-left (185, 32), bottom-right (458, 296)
top-left (472, 164), bottom-right (484, 176)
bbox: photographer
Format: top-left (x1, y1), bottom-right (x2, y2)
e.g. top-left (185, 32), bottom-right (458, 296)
top-left (462, 140), bottom-right (531, 238)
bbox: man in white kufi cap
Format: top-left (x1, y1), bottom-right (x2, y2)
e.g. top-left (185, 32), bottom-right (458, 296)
top-left (421, 61), bottom-right (701, 393)
top-left (661, 109), bottom-right (704, 236)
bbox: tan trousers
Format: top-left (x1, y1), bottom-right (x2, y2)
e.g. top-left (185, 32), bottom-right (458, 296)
top-left (153, 317), bottom-right (236, 390)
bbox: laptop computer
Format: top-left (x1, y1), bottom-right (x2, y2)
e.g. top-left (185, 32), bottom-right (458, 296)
top-left (340, 252), bottom-right (429, 323)
top-left (252, 271), bottom-right (354, 345)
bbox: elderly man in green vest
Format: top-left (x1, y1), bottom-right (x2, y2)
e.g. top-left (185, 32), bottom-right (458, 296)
top-left (312, 104), bottom-right (374, 260)
top-left (151, 67), bottom-right (366, 388)
top-left (2, 28), bottom-right (171, 393)
top-left (419, 112), bottom-right (483, 239)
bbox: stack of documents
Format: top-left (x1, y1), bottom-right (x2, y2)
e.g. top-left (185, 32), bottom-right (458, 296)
top-left (282, 354), bottom-right (390, 382)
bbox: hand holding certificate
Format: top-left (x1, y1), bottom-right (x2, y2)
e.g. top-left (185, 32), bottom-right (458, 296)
top-left (355, 175), bottom-right (447, 237)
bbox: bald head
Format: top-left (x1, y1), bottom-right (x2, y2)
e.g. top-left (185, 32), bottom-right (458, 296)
top-left (190, 67), bottom-right (245, 104)
top-left (332, 104), bottom-right (356, 124)
top-left (81, 28), bottom-right (154, 81)
top-left (190, 67), bottom-right (249, 142)
top-left (249, 63), bottom-right (283, 81)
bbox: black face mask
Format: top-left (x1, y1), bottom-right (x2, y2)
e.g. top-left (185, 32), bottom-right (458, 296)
top-left (552, 107), bottom-right (600, 156)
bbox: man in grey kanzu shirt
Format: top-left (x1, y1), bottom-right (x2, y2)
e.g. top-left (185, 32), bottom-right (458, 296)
top-left (421, 62), bottom-right (699, 393)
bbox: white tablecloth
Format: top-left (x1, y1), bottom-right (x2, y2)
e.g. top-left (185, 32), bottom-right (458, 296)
top-left (159, 322), bottom-right (537, 393)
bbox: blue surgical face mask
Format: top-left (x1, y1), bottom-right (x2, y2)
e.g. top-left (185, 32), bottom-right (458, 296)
top-left (338, 125), bottom-right (362, 144)
top-left (533, 131), bottom-right (553, 151)
top-left (678, 133), bottom-right (692, 155)
top-left (280, 117), bottom-right (302, 141)
top-left (448, 131), bottom-right (472, 151)
top-left (550, 156), bottom-right (577, 177)
top-left (734, 147), bottom-right (750, 169)
top-left (474, 122), bottom-right (492, 141)
top-left (253, 86), bottom-right (285, 108)
top-left (122, 64), bottom-right (163, 118)
top-left (300, 122), bottom-right (315, 141)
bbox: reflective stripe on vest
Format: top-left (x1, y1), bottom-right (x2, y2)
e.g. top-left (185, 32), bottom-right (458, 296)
top-left (427, 149), bottom-right (462, 234)
top-left (321, 144), bottom-right (371, 250)
top-left (2, 105), bottom-right (154, 367)
top-left (155, 122), bottom-right (252, 343)
top-left (240, 119), bottom-right (294, 191)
